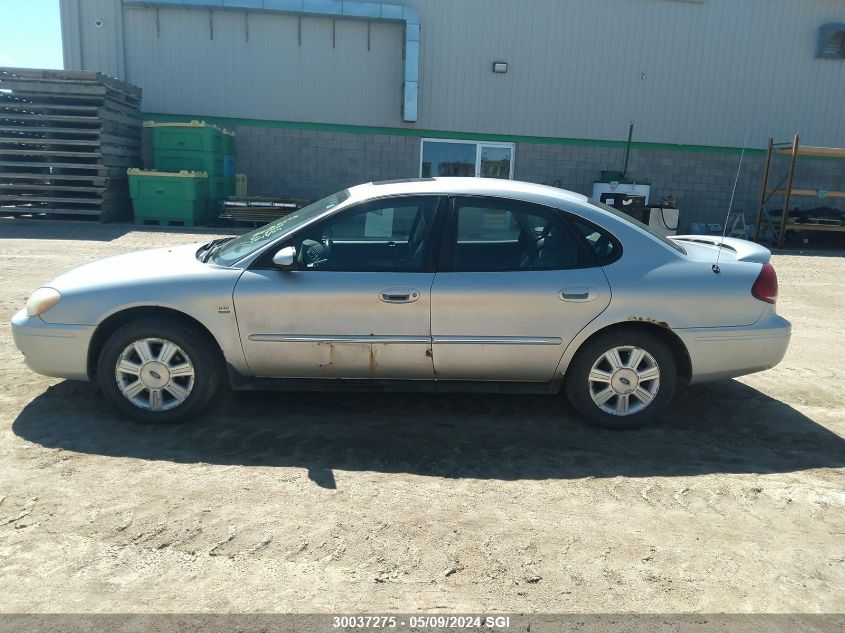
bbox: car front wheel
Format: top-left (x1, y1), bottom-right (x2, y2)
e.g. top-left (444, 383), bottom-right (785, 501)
top-left (564, 328), bottom-right (677, 430)
top-left (97, 317), bottom-right (221, 423)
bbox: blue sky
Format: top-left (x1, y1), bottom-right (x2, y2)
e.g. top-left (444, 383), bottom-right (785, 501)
top-left (0, 0), bottom-right (63, 69)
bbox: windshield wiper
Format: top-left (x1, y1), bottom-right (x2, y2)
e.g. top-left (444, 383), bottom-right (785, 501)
top-left (198, 237), bottom-right (233, 263)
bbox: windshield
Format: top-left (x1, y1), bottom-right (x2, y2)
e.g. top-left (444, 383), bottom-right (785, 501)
top-left (212, 190), bottom-right (351, 266)
top-left (588, 198), bottom-right (686, 254)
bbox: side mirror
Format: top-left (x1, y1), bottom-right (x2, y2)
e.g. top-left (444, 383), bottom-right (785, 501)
top-left (272, 245), bottom-right (297, 268)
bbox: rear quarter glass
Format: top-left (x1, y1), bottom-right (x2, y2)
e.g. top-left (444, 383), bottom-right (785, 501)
top-left (588, 198), bottom-right (686, 255)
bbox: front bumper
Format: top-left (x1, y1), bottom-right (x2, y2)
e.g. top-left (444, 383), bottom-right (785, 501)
top-left (11, 308), bottom-right (95, 381)
top-left (675, 312), bottom-right (792, 384)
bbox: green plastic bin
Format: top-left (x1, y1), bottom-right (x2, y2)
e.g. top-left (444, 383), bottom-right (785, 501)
top-left (207, 175), bottom-right (235, 200)
top-left (145, 120), bottom-right (236, 153)
top-left (146, 120), bottom-right (236, 176)
top-left (152, 149), bottom-right (225, 176)
top-left (128, 168), bottom-right (208, 227)
top-left (206, 175), bottom-right (235, 218)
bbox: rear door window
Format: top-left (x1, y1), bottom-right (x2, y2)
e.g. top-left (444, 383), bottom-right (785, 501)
top-left (448, 197), bottom-right (591, 271)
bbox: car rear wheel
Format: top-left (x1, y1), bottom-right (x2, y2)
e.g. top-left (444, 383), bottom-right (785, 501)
top-left (97, 317), bottom-right (220, 423)
top-left (564, 328), bottom-right (676, 430)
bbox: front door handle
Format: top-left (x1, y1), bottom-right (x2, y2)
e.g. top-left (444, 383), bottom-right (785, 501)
top-left (559, 287), bottom-right (598, 302)
top-left (379, 287), bottom-right (421, 303)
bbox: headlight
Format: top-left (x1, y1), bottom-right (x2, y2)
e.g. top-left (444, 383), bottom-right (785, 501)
top-left (25, 287), bottom-right (62, 317)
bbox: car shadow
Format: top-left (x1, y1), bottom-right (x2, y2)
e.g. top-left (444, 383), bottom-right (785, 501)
top-left (13, 379), bottom-right (845, 486)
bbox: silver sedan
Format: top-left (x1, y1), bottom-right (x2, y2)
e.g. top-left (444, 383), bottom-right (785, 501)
top-left (11, 178), bottom-right (791, 429)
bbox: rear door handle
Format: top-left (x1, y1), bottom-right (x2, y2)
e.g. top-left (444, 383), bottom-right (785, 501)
top-left (379, 287), bottom-right (421, 303)
top-left (559, 287), bottom-right (598, 302)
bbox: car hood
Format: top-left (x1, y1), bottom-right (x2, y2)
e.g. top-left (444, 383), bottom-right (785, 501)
top-left (37, 242), bottom-right (244, 326)
top-left (45, 242), bottom-right (214, 293)
top-left (670, 235), bottom-right (771, 264)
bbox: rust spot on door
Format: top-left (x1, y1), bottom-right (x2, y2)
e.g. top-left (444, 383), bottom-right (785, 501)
top-left (318, 342), bottom-right (336, 369)
top-left (368, 346), bottom-right (377, 377)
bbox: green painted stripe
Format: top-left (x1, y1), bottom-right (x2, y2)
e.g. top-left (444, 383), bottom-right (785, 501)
top-left (143, 111), bottom-right (768, 155)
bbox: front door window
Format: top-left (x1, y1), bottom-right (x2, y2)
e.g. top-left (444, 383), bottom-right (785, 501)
top-left (420, 139), bottom-right (514, 179)
top-left (283, 196), bottom-right (440, 272)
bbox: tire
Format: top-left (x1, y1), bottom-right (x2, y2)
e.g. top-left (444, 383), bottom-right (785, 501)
top-left (96, 317), bottom-right (221, 423)
top-left (564, 328), bottom-right (677, 430)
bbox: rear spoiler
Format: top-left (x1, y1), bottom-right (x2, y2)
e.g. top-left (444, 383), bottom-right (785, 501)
top-left (670, 235), bottom-right (772, 263)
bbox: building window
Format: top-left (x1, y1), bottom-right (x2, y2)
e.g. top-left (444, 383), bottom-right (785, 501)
top-left (420, 139), bottom-right (514, 179)
top-left (818, 23), bottom-right (845, 59)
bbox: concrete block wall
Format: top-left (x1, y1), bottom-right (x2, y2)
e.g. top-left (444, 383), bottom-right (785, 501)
top-left (141, 124), bottom-right (420, 199)
top-left (515, 145), bottom-right (766, 230)
top-left (142, 124), bottom-right (844, 232)
top-left (233, 126), bottom-right (419, 200)
top-left (515, 144), bottom-right (845, 231)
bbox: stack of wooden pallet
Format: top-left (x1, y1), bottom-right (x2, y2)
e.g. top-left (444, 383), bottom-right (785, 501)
top-left (0, 67), bottom-right (142, 221)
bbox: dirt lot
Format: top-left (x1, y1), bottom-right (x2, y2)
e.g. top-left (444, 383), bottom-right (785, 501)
top-left (0, 219), bottom-right (842, 614)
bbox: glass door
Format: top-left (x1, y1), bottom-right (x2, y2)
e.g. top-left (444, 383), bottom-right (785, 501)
top-left (479, 144), bottom-right (513, 179)
top-left (420, 139), bottom-right (514, 179)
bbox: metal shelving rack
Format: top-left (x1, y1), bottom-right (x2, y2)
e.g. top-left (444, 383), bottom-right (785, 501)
top-left (754, 134), bottom-right (845, 247)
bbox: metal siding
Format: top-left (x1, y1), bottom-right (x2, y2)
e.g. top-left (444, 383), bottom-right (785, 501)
top-left (59, 0), bottom-right (83, 70)
top-left (122, 6), bottom-right (403, 125)
top-left (412, 0), bottom-right (845, 148)
top-left (65, 0), bottom-right (845, 147)
top-left (64, 0), bottom-right (125, 76)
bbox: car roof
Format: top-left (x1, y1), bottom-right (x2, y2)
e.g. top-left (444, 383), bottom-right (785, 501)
top-left (348, 177), bottom-right (590, 206)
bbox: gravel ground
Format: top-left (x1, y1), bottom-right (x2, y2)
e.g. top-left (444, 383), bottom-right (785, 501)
top-left (0, 219), bottom-right (843, 614)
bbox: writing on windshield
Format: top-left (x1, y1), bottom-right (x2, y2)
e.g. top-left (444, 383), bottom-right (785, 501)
top-left (212, 190), bottom-right (350, 266)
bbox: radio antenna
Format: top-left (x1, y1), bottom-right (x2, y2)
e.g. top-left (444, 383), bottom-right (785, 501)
top-left (713, 128), bottom-right (750, 273)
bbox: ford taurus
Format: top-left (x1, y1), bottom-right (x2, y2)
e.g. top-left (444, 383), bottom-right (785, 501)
top-left (11, 178), bottom-right (791, 429)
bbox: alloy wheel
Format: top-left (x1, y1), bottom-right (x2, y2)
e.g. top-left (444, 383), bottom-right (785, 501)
top-left (587, 345), bottom-right (660, 416)
top-left (114, 337), bottom-right (196, 411)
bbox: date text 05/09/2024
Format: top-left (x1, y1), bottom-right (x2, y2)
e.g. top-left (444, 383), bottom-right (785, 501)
top-left (332, 615), bottom-right (512, 629)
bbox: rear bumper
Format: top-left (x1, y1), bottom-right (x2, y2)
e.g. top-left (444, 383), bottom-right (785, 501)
top-left (11, 308), bottom-right (94, 381)
top-left (676, 313), bottom-right (791, 384)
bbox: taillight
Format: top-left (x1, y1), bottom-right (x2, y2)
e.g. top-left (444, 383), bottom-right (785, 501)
top-left (752, 263), bottom-right (778, 304)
